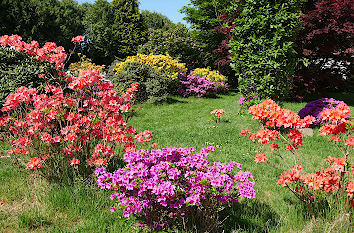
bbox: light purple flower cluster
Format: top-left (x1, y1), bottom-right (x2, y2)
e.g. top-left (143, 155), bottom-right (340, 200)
top-left (178, 71), bottom-right (228, 97)
top-left (95, 146), bottom-right (255, 230)
top-left (298, 98), bottom-right (347, 125)
top-left (238, 95), bottom-right (258, 105)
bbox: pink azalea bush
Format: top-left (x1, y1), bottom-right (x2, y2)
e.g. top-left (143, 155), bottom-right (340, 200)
top-left (96, 146), bottom-right (255, 231)
top-left (178, 71), bottom-right (228, 97)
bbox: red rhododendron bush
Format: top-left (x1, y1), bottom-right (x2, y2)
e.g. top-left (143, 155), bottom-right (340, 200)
top-left (241, 99), bottom-right (353, 214)
top-left (0, 35), bottom-right (152, 182)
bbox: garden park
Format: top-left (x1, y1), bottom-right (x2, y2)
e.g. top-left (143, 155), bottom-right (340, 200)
top-left (0, 0), bottom-right (353, 232)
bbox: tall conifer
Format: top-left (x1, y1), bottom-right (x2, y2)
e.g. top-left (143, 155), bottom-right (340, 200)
top-left (111, 0), bottom-right (147, 59)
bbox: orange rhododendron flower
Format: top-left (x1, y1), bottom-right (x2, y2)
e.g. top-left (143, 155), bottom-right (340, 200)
top-left (27, 157), bottom-right (42, 170)
top-left (70, 158), bottom-right (80, 169)
top-left (255, 153), bottom-right (268, 163)
top-left (321, 104), bottom-right (350, 123)
top-left (330, 136), bottom-right (341, 142)
top-left (270, 143), bottom-right (280, 151)
top-left (210, 109), bottom-right (225, 118)
top-left (265, 121), bottom-right (275, 127)
top-left (93, 158), bottom-right (107, 167)
top-left (240, 130), bottom-right (251, 135)
top-left (346, 182), bottom-right (354, 198)
top-left (345, 137), bottom-right (354, 146)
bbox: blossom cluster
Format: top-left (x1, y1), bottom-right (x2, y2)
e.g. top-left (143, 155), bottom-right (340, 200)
top-left (178, 71), bottom-right (227, 97)
top-left (243, 99), bottom-right (353, 210)
top-left (277, 156), bottom-right (353, 208)
top-left (0, 34), bottom-right (67, 69)
top-left (96, 146), bottom-right (255, 230)
top-left (0, 67), bottom-right (151, 180)
top-left (242, 99), bottom-right (316, 158)
top-left (71, 35), bottom-right (84, 44)
top-left (298, 98), bottom-right (348, 125)
top-left (114, 53), bottom-right (187, 79)
top-left (210, 109), bottom-right (225, 124)
top-left (193, 67), bottom-right (227, 82)
top-left (210, 109), bottom-right (225, 118)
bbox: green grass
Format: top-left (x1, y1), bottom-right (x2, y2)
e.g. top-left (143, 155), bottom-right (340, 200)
top-left (0, 92), bottom-right (353, 232)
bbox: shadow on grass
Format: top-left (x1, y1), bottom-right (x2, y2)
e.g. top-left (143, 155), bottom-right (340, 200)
top-left (221, 119), bottom-right (231, 124)
top-left (221, 200), bottom-right (280, 233)
top-left (153, 97), bottom-right (188, 105)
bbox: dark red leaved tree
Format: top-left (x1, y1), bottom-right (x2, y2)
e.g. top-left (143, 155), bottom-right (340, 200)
top-left (292, 0), bottom-right (354, 99)
top-left (212, 1), bottom-right (242, 87)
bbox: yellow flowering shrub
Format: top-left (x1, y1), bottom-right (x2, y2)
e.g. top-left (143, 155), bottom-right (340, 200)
top-left (69, 54), bottom-right (105, 74)
top-left (114, 53), bottom-right (187, 79)
top-left (193, 67), bottom-right (226, 82)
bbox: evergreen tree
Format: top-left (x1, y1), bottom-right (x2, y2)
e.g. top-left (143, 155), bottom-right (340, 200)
top-left (111, 0), bottom-right (147, 59)
top-left (0, 0), bottom-right (84, 50)
top-left (83, 0), bottom-right (118, 64)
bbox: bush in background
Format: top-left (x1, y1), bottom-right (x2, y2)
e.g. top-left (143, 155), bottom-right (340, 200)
top-left (298, 98), bottom-right (347, 125)
top-left (229, 0), bottom-right (304, 100)
top-left (178, 71), bottom-right (228, 97)
top-left (292, 0), bottom-right (354, 99)
top-left (0, 47), bottom-right (61, 106)
top-left (69, 53), bottom-right (105, 75)
top-left (111, 62), bottom-right (170, 103)
top-left (114, 53), bottom-right (187, 80)
top-left (193, 67), bottom-right (227, 82)
top-left (138, 25), bottom-right (208, 69)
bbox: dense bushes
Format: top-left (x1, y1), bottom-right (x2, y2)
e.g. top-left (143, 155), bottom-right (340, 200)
top-left (141, 10), bottom-right (175, 30)
top-left (292, 0), bottom-right (354, 99)
top-left (229, 0), bottom-right (303, 101)
top-left (110, 62), bottom-right (171, 103)
top-left (181, 0), bottom-right (230, 70)
top-left (0, 47), bottom-right (59, 106)
top-left (0, 0), bottom-right (84, 52)
top-left (69, 54), bottom-right (105, 75)
top-left (138, 25), bottom-right (208, 69)
top-left (114, 53), bottom-right (187, 80)
top-left (0, 34), bottom-right (68, 106)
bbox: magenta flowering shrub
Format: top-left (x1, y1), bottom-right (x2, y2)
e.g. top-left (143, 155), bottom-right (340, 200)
top-left (178, 71), bottom-right (228, 97)
top-left (96, 146), bottom-right (255, 231)
top-left (298, 98), bottom-right (347, 125)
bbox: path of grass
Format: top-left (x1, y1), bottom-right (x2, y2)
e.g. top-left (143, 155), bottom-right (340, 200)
top-left (0, 92), bottom-right (353, 232)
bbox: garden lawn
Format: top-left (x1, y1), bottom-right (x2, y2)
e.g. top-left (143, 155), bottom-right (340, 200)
top-left (0, 91), bottom-right (353, 232)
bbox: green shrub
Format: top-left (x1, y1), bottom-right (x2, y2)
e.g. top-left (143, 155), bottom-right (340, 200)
top-left (111, 61), bottom-right (171, 103)
top-left (229, 0), bottom-right (304, 100)
top-left (138, 25), bottom-right (209, 70)
top-left (0, 47), bottom-right (61, 106)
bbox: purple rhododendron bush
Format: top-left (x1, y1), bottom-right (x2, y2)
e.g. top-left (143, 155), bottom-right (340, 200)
top-left (96, 146), bottom-right (255, 231)
top-left (298, 98), bottom-right (347, 125)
